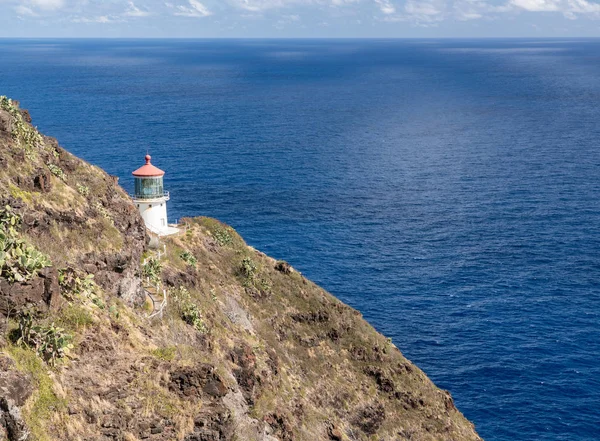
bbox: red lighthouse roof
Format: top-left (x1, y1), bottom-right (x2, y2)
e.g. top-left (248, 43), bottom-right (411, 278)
top-left (132, 154), bottom-right (165, 177)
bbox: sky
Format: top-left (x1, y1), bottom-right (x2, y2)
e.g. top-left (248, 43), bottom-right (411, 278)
top-left (1, 0), bottom-right (600, 38)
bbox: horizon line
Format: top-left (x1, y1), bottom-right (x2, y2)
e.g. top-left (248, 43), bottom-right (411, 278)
top-left (2, 36), bottom-right (600, 40)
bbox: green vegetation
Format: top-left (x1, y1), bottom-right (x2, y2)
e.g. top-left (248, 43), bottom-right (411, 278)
top-left (256, 276), bottom-right (272, 295)
top-left (0, 205), bottom-right (51, 283)
top-left (16, 309), bottom-right (73, 366)
top-left (214, 227), bottom-right (233, 246)
top-left (108, 304), bottom-right (120, 320)
top-left (58, 268), bottom-right (103, 308)
top-left (8, 183), bottom-right (33, 204)
top-left (180, 251), bottom-right (197, 267)
top-left (142, 257), bottom-right (162, 284)
top-left (150, 346), bottom-right (177, 361)
top-left (237, 256), bottom-right (272, 295)
top-left (172, 286), bottom-right (206, 333)
top-left (7, 345), bottom-right (68, 441)
top-left (56, 304), bottom-right (94, 332)
top-left (196, 217), bottom-right (236, 247)
top-left (46, 163), bottom-right (66, 181)
top-left (76, 184), bottom-right (89, 196)
top-left (93, 201), bottom-right (113, 222)
top-left (240, 256), bottom-right (257, 283)
top-left (0, 96), bottom-right (44, 159)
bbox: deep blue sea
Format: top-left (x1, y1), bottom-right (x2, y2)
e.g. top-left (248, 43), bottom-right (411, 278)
top-left (1, 39), bottom-right (599, 441)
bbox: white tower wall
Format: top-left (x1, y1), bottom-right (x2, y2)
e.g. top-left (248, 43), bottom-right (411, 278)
top-left (136, 199), bottom-right (168, 234)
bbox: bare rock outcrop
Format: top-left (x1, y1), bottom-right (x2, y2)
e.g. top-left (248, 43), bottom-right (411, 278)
top-left (0, 357), bottom-right (32, 441)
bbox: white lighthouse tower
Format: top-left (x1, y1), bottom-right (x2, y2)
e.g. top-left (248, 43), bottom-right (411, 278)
top-left (132, 154), bottom-right (176, 236)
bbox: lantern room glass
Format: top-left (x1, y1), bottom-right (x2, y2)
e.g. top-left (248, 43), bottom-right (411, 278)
top-left (134, 177), bottom-right (164, 199)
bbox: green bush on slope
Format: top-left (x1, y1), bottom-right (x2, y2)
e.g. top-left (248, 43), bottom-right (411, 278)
top-left (0, 205), bottom-right (51, 283)
top-left (0, 96), bottom-right (44, 159)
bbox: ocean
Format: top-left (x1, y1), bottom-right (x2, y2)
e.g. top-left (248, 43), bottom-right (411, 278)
top-left (1, 38), bottom-right (599, 441)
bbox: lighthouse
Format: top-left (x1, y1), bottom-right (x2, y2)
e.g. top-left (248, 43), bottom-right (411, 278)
top-left (132, 154), bottom-right (175, 236)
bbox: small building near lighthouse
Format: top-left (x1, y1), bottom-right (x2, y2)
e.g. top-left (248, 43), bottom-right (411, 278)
top-left (132, 154), bottom-right (178, 236)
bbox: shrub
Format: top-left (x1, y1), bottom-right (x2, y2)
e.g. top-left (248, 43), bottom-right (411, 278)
top-left (8, 184), bottom-right (33, 205)
top-left (58, 268), bottom-right (103, 308)
top-left (142, 257), bottom-right (162, 284)
top-left (172, 287), bottom-right (206, 333)
top-left (93, 201), bottom-right (112, 221)
top-left (151, 346), bottom-right (176, 361)
top-left (240, 257), bottom-right (257, 280)
top-left (76, 184), bottom-right (90, 196)
top-left (0, 96), bottom-right (44, 158)
top-left (238, 256), bottom-right (272, 294)
top-left (256, 277), bottom-right (272, 295)
top-left (181, 302), bottom-right (205, 332)
top-left (16, 309), bottom-right (73, 366)
top-left (0, 205), bottom-right (51, 283)
top-left (46, 163), bottom-right (66, 180)
top-left (214, 227), bottom-right (233, 247)
top-left (180, 251), bottom-right (197, 267)
top-left (108, 304), bottom-right (120, 320)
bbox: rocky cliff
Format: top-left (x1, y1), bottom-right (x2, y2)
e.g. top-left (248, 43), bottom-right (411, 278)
top-left (0, 97), bottom-right (482, 441)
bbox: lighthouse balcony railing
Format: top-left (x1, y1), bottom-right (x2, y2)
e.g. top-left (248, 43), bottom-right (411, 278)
top-left (130, 191), bottom-right (170, 202)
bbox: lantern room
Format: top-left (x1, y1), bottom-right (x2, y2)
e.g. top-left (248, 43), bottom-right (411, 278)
top-left (132, 154), bottom-right (167, 199)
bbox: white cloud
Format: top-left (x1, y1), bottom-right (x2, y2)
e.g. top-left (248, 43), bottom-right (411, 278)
top-left (173, 0), bottom-right (212, 16)
top-left (274, 12), bottom-right (301, 28)
top-left (405, 0), bottom-right (443, 16)
top-left (30, 0), bottom-right (65, 10)
top-left (457, 10), bottom-right (482, 18)
top-left (375, 0), bottom-right (396, 14)
top-left (403, 0), bottom-right (445, 23)
top-left (228, 0), bottom-right (360, 12)
top-left (374, 0), bottom-right (600, 23)
top-left (228, 0), bottom-right (291, 12)
top-left (453, 0), bottom-right (485, 20)
top-left (509, 0), bottom-right (560, 11)
top-left (14, 5), bottom-right (37, 16)
top-left (125, 1), bottom-right (151, 17)
top-left (567, 0), bottom-right (600, 12)
top-left (505, 0), bottom-right (600, 17)
top-left (72, 15), bottom-right (118, 23)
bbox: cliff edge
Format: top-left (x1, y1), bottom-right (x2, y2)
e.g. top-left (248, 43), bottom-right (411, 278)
top-left (0, 97), bottom-right (482, 441)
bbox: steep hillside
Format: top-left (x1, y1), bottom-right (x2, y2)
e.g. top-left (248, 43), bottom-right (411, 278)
top-left (0, 97), bottom-right (482, 441)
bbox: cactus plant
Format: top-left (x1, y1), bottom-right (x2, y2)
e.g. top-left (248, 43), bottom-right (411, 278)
top-left (180, 251), bottom-right (197, 267)
top-left (142, 257), bottom-right (162, 284)
top-left (0, 205), bottom-right (51, 282)
top-left (0, 96), bottom-right (44, 158)
top-left (47, 163), bottom-right (66, 180)
top-left (58, 268), bottom-right (103, 307)
top-left (172, 287), bottom-right (206, 333)
top-left (17, 309), bottom-right (73, 366)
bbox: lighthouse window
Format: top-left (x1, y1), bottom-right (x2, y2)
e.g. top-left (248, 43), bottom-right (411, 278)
top-left (134, 177), bottom-right (164, 199)
top-left (161, 218), bottom-right (165, 226)
top-left (160, 203), bottom-right (163, 207)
